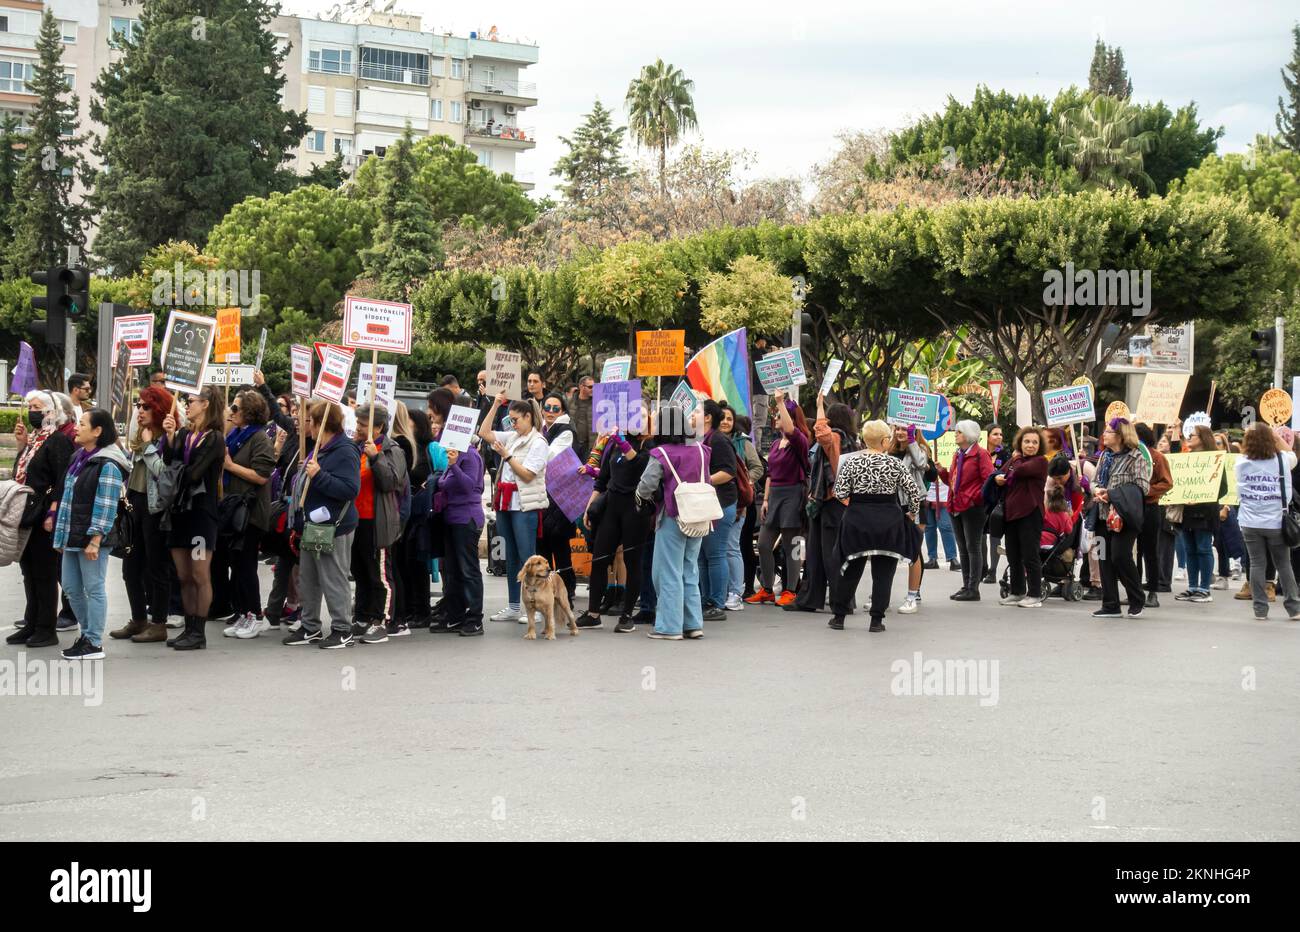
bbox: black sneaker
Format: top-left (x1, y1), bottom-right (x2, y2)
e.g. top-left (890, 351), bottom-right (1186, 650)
top-left (702, 606), bottom-right (727, 621)
top-left (614, 615), bottom-right (636, 633)
top-left (1127, 607), bottom-right (1144, 618)
top-left (351, 621), bottom-right (368, 639)
top-left (318, 631), bottom-right (354, 649)
top-left (457, 623), bottom-right (484, 637)
top-left (62, 636), bottom-right (104, 660)
top-left (283, 628), bottom-right (322, 646)
top-left (576, 613), bottom-right (603, 629)
top-left (1174, 590), bottom-right (1195, 601)
top-left (1082, 587), bottom-right (1103, 601)
top-left (1145, 592), bottom-right (1160, 608)
top-left (952, 589), bottom-right (980, 601)
top-left (407, 615), bottom-right (432, 629)
top-left (55, 615), bottom-right (78, 631)
top-left (828, 616), bottom-right (845, 630)
top-left (429, 618), bottom-right (462, 633)
top-left (632, 610), bottom-right (656, 624)
top-left (981, 572), bottom-right (996, 585)
top-left (782, 601), bottom-right (817, 613)
top-left (1092, 608), bottom-right (1123, 618)
top-left (922, 559), bottom-right (939, 570)
top-left (361, 623), bottom-right (389, 644)
top-left (386, 622), bottom-right (410, 638)
top-left (868, 622), bottom-right (886, 632)
top-left (948, 560), bottom-right (961, 572)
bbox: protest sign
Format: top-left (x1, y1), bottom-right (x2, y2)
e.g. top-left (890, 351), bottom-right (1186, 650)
top-left (755, 348), bottom-right (807, 393)
top-left (1221, 452), bottom-right (1241, 506)
top-left (1182, 411), bottom-right (1211, 438)
top-left (601, 356), bottom-right (632, 382)
top-left (820, 358), bottom-right (844, 397)
top-left (886, 387), bottom-right (941, 430)
top-left (593, 379), bottom-right (644, 433)
top-left (313, 344), bottom-right (355, 404)
top-left (544, 447), bottom-right (596, 522)
top-left (215, 307), bottom-right (241, 362)
top-left (342, 296), bottom-right (413, 355)
top-left (1104, 400), bottom-right (1131, 424)
top-left (202, 364), bottom-right (255, 386)
top-left (636, 330), bottom-right (685, 377)
top-left (356, 364), bottom-right (397, 411)
top-left (254, 328), bottom-right (268, 372)
top-left (1014, 379), bottom-right (1032, 428)
top-left (1042, 384), bottom-right (1094, 427)
top-left (485, 348), bottom-right (522, 399)
top-left (160, 310), bottom-right (217, 394)
top-left (1259, 388), bottom-right (1292, 426)
top-left (440, 405), bottom-right (479, 454)
top-left (111, 314), bottom-right (155, 367)
top-left (1162, 451), bottom-right (1227, 505)
top-left (669, 379), bottom-right (699, 415)
top-left (908, 372), bottom-right (930, 393)
top-left (109, 341), bottom-right (131, 418)
top-left (932, 430), bottom-right (987, 468)
top-left (290, 344), bottom-right (312, 397)
top-left (1134, 373), bottom-right (1189, 425)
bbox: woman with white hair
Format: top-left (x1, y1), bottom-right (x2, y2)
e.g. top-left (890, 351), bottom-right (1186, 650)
top-left (7, 390), bottom-right (76, 647)
top-left (829, 420), bottom-right (924, 632)
top-left (936, 419), bottom-right (994, 600)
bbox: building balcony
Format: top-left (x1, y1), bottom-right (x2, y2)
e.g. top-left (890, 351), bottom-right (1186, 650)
top-left (464, 122), bottom-right (536, 148)
top-left (509, 170), bottom-right (535, 191)
top-left (358, 62), bottom-right (429, 86)
top-left (465, 78), bottom-right (537, 107)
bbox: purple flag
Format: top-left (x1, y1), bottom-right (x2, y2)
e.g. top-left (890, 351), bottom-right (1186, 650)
top-left (543, 446), bottom-right (595, 522)
top-left (9, 341), bottom-right (36, 398)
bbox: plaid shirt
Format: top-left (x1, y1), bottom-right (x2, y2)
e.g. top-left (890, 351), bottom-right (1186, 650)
top-left (53, 458), bottom-right (125, 551)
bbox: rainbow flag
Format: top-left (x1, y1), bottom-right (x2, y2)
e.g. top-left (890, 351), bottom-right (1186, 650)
top-left (686, 328), bottom-right (752, 417)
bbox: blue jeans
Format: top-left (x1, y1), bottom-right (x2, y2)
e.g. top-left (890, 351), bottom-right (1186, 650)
top-left (62, 548), bottom-right (114, 647)
top-left (923, 504), bottom-right (957, 562)
top-left (1182, 528), bottom-right (1214, 592)
top-left (1174, 528), bottom-right (1187, 569)
top-left (497, 509), bottom-right (539, 609)
top-left (725, 509), bottom-right (745, 599)
top-left (652, 517), bottom-right (704, 636)
top-left (639, 529), bottom-right (656, 613)
top-left (699, 502), bottom-right (737, 609)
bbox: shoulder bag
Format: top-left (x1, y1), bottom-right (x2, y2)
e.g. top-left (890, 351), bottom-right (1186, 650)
top-left (1277, 454), bottom-right (1300, 548)
top-left (301, 501), bottom-right (353, 555)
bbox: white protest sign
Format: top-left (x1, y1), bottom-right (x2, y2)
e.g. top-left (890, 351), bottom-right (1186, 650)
top-left (111, 314), bottom-right (155, 367)
top-left (1041, 384), bottom-right (1095, 428)
top-left (313, 345), bottom-right (356, 403)
top-left (356, 364), bottom-right (397, 410)
top-left (819, 358), bottom-right (844, 397)
top-left (1183, 411), bottom-right (1211, 438)
top-left (290, 344), bottom-right (312, 397)
top-left (342, 296), bottom-right (413, 354)
top-left (601, 356), bottom-right (632, 382)
top-left (441, 405), bottom-right (478, 453)
top-left (485, 348), bottom-right (522, 399)
top-left (202, 364), bottom-right (255, 386)
top-left (254, 328), bottom-right (268, 372)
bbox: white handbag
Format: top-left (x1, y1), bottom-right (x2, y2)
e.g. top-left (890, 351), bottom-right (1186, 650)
top-left (660, 445), bottom-right (723, 537)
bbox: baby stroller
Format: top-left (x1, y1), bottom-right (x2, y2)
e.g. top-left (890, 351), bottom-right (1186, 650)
top-left (999, 506), bottom-right (1084, 601)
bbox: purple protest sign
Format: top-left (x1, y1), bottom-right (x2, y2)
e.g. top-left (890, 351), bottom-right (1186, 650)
top-left (592, 379), bottom-right (645, 433)
top-left (9, 340), bottom-right (36, 398)
top-left (544, 446), bottom-right (595, 522)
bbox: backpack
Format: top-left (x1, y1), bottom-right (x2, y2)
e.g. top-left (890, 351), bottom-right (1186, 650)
top-left (734, 441), bottom-right (755, 510)
top-left (0, 480), bottom-right (35, 566)
top-left (659, 446), bottom-right (723, 537)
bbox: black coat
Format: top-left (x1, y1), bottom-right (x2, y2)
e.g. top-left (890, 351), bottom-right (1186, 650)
top-left (15, 431), bottom-right (74, 527)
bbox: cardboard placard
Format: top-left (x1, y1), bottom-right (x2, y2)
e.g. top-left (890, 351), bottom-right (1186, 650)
top-left (1041, 384), bottom-right (1095, 427)
top-left (160, 310), bottom-right (217, 395)
top-left (215, 307), bottom-right (241, 362)
top-left (907, 372), bottom-right (930, 393)
top-left (290, 344), bottom-right (313, 397)
top-left (485, 348), bottom-right (522, 399)
top-left (988, 379), bottom-right (1004, 422)
top-left (819, 358), bottom-right (844, 396)
top-left (932, 430), bottom-right (989, 470)
top-left (1162, 451), bottom-right (1227, 505)
top-left (1259, 388), bottom-right (1292, 426)
top-left (755, 347), bottom-right (807, 393)
top-left (601, 356), bottom-right (632, 382)
top-left (109, 340), bottom-right (131, 417)
top-left (111, 314), bottom-right (155, 367)
top-left (313, 345), bottom-right (356, 404)
top-left (543, 446), bottom-right (596, 522)
top-left (342, 295), bottom-right (413, 355)
top-left (254, 328), bottom-right (268, 372)
top-left (440, 404), bottom-right (479, 454)
top-left (1134, 373), bottom-right (1189, 425)
top-left (1182, 411), bottom-right (1211, 439)
top-left (636, 330), bottom-right (685, 377)
top-left (592, 379), bottom-right (644, 433)
top-left (1104, 400), bottom-right (1131, 424)
top-left (356, 363), bottom-right (397, 411)
top-left (886, 387), bottom-right (941, 430)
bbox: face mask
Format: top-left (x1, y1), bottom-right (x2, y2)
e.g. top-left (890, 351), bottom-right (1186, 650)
top-left (28, 410), bottom-right (44, 428)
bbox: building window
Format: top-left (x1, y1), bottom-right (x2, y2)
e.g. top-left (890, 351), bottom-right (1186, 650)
top-left (306, 130), bottom-right (326, 153)
top-left (431, 99), bottom-right (443, 121)
top-left (474, 148), bottom-right (491, 168)
top-left (479, 66), bottom-right (495, 86)
top-left (430, 56), bottom-right (445, 78)
top-left (450, 58), bottom-right (463, 79)
top-left (308, 47), bottom-right (352, 75)
top-left (359, 47), bottom-right (429, 85)
top-left (449, 100), bottom-right (462, 123)
top-left (307, 86), bottom-right (326, 114)
top-left (334, 136), bottom-right (352, 157)
top-left (63, 71), bottom-right (75, 89)
top-left (109, 17), bottom-right (139, 45)
top-left (334, 89), bottom-right (353, 117)
top-left (0, 60), bottom-right (32, 94)
top-left (60, 20), bottom-right (77, 43)
top-left (0, 16), bottom-right (9, 33)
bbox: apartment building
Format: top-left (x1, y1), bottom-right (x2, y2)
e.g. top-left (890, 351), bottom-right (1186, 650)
top-left (1, 1), bottom-right (539, 189)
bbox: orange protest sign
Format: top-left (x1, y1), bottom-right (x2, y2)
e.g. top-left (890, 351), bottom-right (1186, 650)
top-left (215, 307), bottom-right (241, 362)
top-left (1260, 388), bottom-right (1292, 426)
top-left (636, 330), bottom-right (686, 377)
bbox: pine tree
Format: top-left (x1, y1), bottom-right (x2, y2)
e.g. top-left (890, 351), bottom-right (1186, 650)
top-left (300, 152), bottom-right (348, 189)
top-left (358, 125), bottom-right (442, 300)
top-left (552, 99), bottom-right (630, 206)
top-left (7, 10), bottom-right (93, 272)
top-left (0, 113), bottom-right (24, 263)
top-left (91, 0), bottom-right (309, 273)
top-left (1087, 38), bottom-right (1132, 98)
top-left (1277, 24), bottom-right (1300, 150)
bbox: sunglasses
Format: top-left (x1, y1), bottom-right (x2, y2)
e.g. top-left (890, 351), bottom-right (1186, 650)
top-left (230, 404), bottom-right (240, 413)
top-left (543, 404), bottom-right (562, 412)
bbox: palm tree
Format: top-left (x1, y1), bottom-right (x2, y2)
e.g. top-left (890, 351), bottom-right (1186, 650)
top-left (625, 59), bottom-right (699, 198)
top-left (1058, 94), bottom-right (1157, 193)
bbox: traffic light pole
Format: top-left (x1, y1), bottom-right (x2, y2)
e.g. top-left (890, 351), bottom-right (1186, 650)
top-left (1275, 316), bottom-right (1285, 391)
top-left (64, 317), bottom-right (76, 388)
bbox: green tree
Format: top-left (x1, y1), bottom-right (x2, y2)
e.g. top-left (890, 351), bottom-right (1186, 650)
top-left (358, 126), bottom-right (442, 300)
top-left (90, 0), bottom-right (309, 273)
top-left (0, 114), bottom-right (23, 261)
top-left (1173, 144), bottom-right (1300, 237)
top-left (1088, 38), bottom-right (1133, 98)
top-left (299, 152), bottom-right (348, 190)
top-left (699, 255), bottom-right (792, 337)
top-left (1058, 95), bottom-right (1158, 192)
top-left (575, 241), bottom-right (687, 353)
top-left (7, 10), bottom-right (93, 272)
top-left (553, 99), bottom-right (629, 207)
top-left (1278, 24), bottom-right (1300, 149)
top-left (1140, 101), bottom-right (1223, 195)
top-left (625, 59), bottom-right (699, 198)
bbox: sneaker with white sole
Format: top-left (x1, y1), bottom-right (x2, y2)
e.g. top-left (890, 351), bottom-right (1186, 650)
top-left (1212, 576), bottom-right (1230, 590)
top-left (361, 623), bottom-right (389, 643)
top-left (1189, 592), bottom-right (1213, 603)
top-left (223, 615), bottom-right (246, 638)
top-left (1017, 597), bottom-right (1043, 608)
top-left (998, 594), bottom-right (1020, 606)
top-left (1173, 567), bottom-right (1187, 581)
top-left (235, 614), bottom-right (267, 639)
top-left (489, 607), bottom-right (519, 623)
top-left (724, 594), bottom-right (745, 611)
top-left (897, 594), bottom-right (919, 614)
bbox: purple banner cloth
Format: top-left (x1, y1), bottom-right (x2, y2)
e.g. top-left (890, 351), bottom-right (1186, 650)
top-left (544, 446), bottom-right (595, 522)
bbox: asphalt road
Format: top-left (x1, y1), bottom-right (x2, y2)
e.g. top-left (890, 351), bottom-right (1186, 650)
top-left (1, 560), bottom-right (1297, 841)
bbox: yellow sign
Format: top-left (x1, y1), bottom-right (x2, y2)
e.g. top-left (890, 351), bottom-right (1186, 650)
top-left (214, 307), bottom-right (241, 362)
top-left (636, 330), bottom-right (686, 377)
top-left (1259, 388), bottom-right (1292, 426)
top-left (1221, 452), bottom-right (1240, 506)
top-left (1134, 373), bottom-right (1190, 425)
top-left (932, 430), bottom-right (988, 469)
top-left (1104, 400), bottom-right (1130, 424)
top-left (1163, 451), bottom-right (1227, 505)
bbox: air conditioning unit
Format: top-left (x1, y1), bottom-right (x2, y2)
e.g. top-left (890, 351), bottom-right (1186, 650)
top-left (504, 104), bottom-right (516, 114)
top-left (470, 99), bottom-right (483, 110)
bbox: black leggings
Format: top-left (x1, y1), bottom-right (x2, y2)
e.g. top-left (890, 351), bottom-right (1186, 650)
top-left (212, 524), bottom-right (264, 616)
top-left (396, 537), bottom-right (431, 623)
top-left (1003, 510), bottom-right (1043, 598)
top-left (587, 493), bottom-right (652, 617)
top-left (122, 490), bottom-right (172, 625)
top-left (740, 503), bottom-right (758, 594)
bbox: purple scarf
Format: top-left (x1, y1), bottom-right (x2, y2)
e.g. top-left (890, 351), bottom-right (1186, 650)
top-left (67, 447), bottom-right (94, 479)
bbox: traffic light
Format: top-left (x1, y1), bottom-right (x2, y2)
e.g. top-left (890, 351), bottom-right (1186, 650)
top-left (799, 311), bottom-right (815, 359)
top-left (58, 266), bottom-right (91, 320)
top-left (29, 267), bottom-right (65, 348)
top-left (1250, 327), bottom-right (1276, 368)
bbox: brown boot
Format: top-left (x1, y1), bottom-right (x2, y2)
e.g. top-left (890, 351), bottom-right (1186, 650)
top-left (131, 622), bottom-right (168, 643)
top-left (1234, 582), bottom-right (1252, 600)
top-left (110, 618), bottom-right (147, 639)
top-left (1267, 582), bottom-right (1277, 602)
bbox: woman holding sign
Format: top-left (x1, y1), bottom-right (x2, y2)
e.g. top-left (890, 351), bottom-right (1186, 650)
top-left (993, 427), bottom-right (1049, 609)
top-left (746, 390), bottom-right (810, 608)
top-left (1176, 426), bottom-right (1226, 604)
top-left (1234, 423), bottom-right (1300, 620)
top-left (162, 386), bottom-right (226, 651)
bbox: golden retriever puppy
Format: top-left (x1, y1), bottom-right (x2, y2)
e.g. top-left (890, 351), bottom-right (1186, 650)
top-left (517, 554), bottom-right (577, 640)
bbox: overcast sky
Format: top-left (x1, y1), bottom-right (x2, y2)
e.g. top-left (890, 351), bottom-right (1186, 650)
top-left (286, 0), bottom-right (1299, 199)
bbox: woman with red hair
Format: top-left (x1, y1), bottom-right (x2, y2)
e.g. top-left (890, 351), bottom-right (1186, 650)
top-left (111, 385), bottom-right (176, 644)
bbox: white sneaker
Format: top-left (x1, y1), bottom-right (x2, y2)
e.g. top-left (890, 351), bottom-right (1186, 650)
top-left (235, 613), bottom-right (267, 639)
top-left (724, 593), bottom-right (745, 611)
top-left (519, 610), bottom-right (543, 626)
top-left (999, 594), bottom-right (1020, 606)
top-left (166, 615), bottom-right (184, 629)
top-left (1212, 576), bottom-right (1230, 590)
top-left (897, 594), bottom-right (919, 614)
top-left (1174, 567), bottom-right (1187, 581)
top-left (223, 615), bottom-right (248, 638)
top-left (490, 607), bottom-right (519, 623)
top-left (1017, 597), bottom-right (1043, 608)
